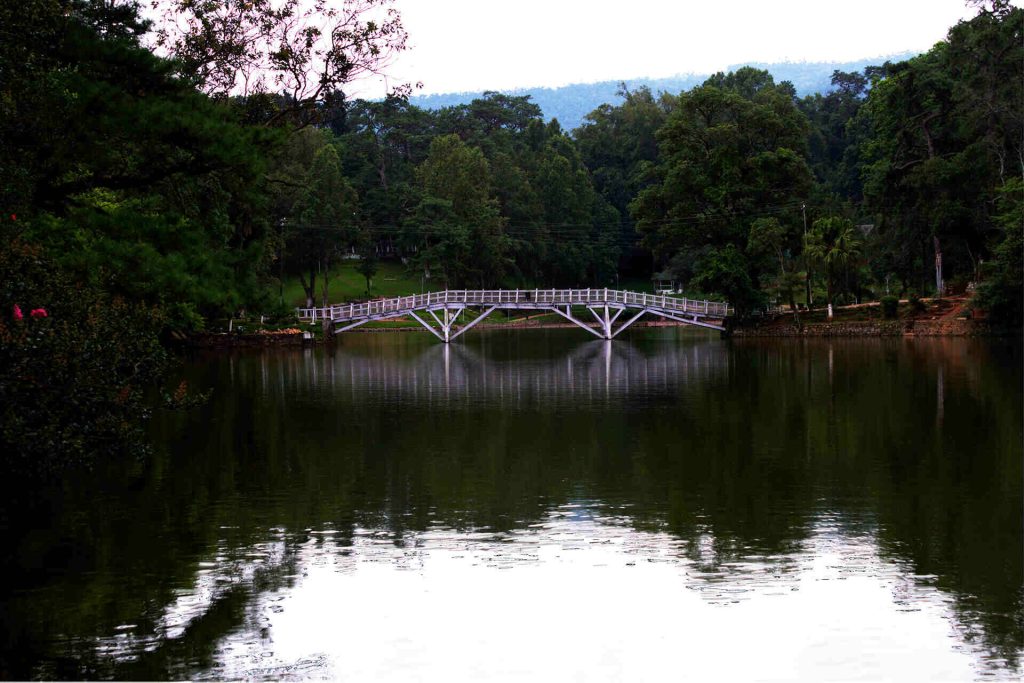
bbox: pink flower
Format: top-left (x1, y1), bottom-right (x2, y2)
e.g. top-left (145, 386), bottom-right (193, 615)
top-left (30, 308), bottom-right (47, 318)
top-left (12, 304), bottom-right (23, 321)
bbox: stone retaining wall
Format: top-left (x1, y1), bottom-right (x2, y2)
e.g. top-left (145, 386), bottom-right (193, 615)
top-left (731, 319), bottom-right (1005, 337)
top-left (184, 332), bottom-right (308, 348)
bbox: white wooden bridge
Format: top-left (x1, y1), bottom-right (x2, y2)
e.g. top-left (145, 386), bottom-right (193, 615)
top-left (297, 289), bottom-right (732, 342)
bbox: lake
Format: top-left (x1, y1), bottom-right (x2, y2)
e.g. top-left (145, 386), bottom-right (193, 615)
top-left (1, 329), bottom-right (1021, 680)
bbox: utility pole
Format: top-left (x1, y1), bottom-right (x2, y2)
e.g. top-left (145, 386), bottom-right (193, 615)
top-left (802, 203), bottom-right (813, 307)
top-left (278, 218), bottom-right (287, 305)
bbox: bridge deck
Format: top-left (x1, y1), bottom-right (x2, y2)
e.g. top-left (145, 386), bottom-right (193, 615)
top-left (297, 289), bottom-right (731, 341)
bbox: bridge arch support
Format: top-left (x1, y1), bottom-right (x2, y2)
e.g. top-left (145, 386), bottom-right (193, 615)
top-left (298, 289), bottom-right (731, 343)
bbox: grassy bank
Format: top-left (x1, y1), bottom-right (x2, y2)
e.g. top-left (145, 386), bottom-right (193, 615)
top-left (278, 260), bottom-right (441, 307)
top-left (277, 260), bottom-right (663, 309)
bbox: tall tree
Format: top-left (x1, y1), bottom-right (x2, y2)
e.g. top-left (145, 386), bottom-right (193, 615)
top-left (336, 95), bottom-right (432, 251)
top-left (799, 70), bottom-right (870, 200)
top-left (289, 145), bottom-right (360, 306)
top-left (150, 0), bottom-right (412, 127)
top-left (747, 217), bottom-right (802, 323)
top-left (575, 85), bottom-right (672, 275)
top-left (533, 134), bottom-right (619, 286)
top-left (858, 1), bottom-right (1023, 294)
top-left (803, 216), bottom-right (863, 310)
top-left (975, 177), bottom-right (1024, 323)
top-left (1, 0), bottom-right (282, 326)
top-left (407, 135), bottom-right (507, 287)
top-left (630, 68), bottom-right (812, 312)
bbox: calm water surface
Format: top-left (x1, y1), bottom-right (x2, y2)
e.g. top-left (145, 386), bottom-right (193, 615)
top-left (1, 329), bottom-right (1021, 680)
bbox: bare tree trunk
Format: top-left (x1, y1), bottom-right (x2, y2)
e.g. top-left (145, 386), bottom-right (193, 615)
top-left (965, 240), bottom-right (980, 282)
top-left (921, 239), bottom-right (929, 295)
top-left (779, 256), bottom-right (800, 327)
top-left (321, 253), bottom-right (331, 307)
top-left (826, 268), bottom-right (834, 319)
top-left (300, 266), bottom-right (316, 309)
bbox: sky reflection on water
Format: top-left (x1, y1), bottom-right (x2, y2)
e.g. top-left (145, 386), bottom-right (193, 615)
top-left (144, 511), bottom-right (988, 681)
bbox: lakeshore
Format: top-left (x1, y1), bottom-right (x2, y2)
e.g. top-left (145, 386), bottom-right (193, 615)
top-left (183, 295), bottom-right (1017, 348)
top-left (729, 295), bottom-right (1017, 337)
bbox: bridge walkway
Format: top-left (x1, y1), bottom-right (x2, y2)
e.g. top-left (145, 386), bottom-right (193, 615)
top-left (297, 288), bottom-right (731, 342)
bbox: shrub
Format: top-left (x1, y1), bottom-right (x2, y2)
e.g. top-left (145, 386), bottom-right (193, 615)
top-left (880, 295), bottom-right (899, 319)
top-left (946, 274), bottom-right (971, 296)
top-left (908, 293), bottom-right (926, 314)
top-left (0, 235), bottom-right (168, 476)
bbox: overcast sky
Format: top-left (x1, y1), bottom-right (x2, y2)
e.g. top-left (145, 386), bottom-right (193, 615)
top-left (358, 0), bottom-right (1002, 97)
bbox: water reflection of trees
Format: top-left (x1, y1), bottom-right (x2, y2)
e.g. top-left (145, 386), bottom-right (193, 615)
top-left (0, 334), bottom-right (1019, 678)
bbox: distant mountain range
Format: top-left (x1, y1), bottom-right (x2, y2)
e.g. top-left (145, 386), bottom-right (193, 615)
top-left (409, 54), bottom-right (917, 132)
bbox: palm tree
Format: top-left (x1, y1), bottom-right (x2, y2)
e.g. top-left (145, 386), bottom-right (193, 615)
top-left (804, 217), bottom-right (862, 314)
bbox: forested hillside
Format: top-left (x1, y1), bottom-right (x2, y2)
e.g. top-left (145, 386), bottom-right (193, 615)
top-left (1, 0), bottom-right (1020, 470)
top-left (409, 55), bottom-right (917, 131)
top-left (575, 5), bottom-right (1021, 318)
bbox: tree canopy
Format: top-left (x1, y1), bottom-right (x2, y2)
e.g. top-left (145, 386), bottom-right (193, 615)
top-left (629, 68), bottom-right (813, 311)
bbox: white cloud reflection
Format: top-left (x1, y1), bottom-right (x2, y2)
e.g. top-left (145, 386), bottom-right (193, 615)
top-left (191, 511), bottom-right (993, 682)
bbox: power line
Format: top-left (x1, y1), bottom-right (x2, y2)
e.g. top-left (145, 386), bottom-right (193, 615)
top-left (282, 198), bottom-right (814, 235)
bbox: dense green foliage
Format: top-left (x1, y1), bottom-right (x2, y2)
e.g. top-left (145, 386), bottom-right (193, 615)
top-left (284, 92), bottom-right (621, 290)
top-left (881, 295), bottom-right (899, 318)
top-left (576, 1), bottom-right (1021, 320)
top-left (975, 177), bottom-right (1024, 322)
top-left (1, 0), bottom-right (281, 329)
top-left (858, 2), bottom-right (1023, 300)
top-left (0, 0), bottom-right (410, 472)
top-left (0, 233), bottom-right (167, 473)
top-left (630, 69), bottom-right (813, 313)
top-left (1, 0), bottom-right (1020, 473)
top-left (1, 0), bottom-right (277, 472)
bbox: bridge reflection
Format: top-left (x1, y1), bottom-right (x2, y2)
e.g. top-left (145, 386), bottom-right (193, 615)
top-left (244, 334), bottom-right (728, 406)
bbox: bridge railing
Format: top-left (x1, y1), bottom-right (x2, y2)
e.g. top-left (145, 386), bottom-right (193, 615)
top-left (297, 289), bottom-right (732, 322)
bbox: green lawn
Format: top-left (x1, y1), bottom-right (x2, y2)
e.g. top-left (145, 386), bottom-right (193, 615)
top-left (280, 260), bottom-right (441, 307)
